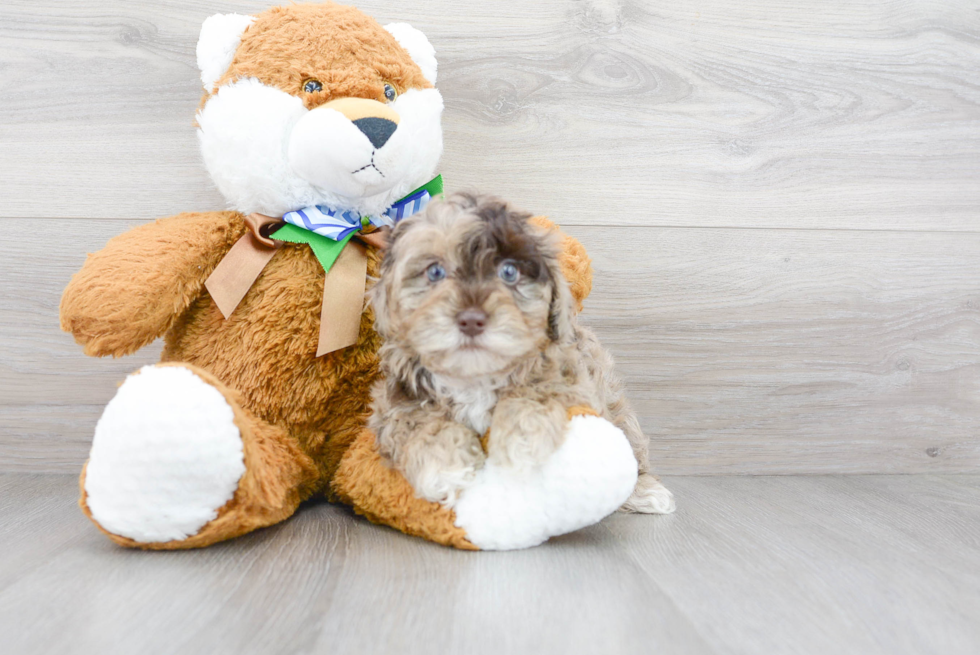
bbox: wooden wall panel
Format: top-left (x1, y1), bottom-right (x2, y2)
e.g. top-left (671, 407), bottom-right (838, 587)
top-left (2, 219), bottom-right (977, 474)
top-left (1, 0), bottom-right (978, 229)
top-left (1, 0), bottom-right (978, 473)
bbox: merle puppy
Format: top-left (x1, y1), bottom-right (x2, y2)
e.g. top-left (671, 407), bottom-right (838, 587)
top-left (368, 192), bottom-right (674, 513)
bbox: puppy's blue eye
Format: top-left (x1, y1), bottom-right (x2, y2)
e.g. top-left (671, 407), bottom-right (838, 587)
top-left (303, 80), bottom-right (323, 93)
top-left (498, 261), bottom-right (520, 285)
top-left (384, 83), bottom-right (398, 102)
top-left (426, 263), bottom-right (446, 282)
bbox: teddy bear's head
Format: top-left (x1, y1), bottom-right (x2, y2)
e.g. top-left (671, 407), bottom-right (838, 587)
top-left (195, 2), bottom-right (442, 218)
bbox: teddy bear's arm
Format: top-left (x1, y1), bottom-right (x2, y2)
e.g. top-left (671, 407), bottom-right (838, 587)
top-left (60, 211), bottom-right (244, 358)
top-left (528, 216), bottom-right (593, 311)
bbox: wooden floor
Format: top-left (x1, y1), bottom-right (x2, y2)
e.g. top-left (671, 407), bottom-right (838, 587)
top-left (1, 473), bottom-right (977, 655)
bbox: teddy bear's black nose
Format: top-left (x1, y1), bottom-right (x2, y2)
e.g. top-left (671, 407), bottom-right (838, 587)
top-left (352, 117), bottom-right (398, 149)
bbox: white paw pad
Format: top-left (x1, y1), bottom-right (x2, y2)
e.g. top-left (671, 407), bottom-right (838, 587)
top-left (84, 366), bottom-right (245, 543)
top-left (453, 415), bottom-right (638, 550)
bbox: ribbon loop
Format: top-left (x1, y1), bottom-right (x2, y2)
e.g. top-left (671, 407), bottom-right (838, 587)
top-left (281, 187), bottom-right (435, 244)
top-left (244, 213), bottom-right (286, 248)
top-left (282, 206), bottom-right (366, 241)
top-left (205, 175), bottom-right (444, 356)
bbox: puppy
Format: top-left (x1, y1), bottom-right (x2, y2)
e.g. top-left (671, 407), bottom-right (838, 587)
top-left (368, 193), bottom-right (674, 514)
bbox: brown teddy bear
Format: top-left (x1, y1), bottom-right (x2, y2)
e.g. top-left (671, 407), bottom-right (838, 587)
top-left (60, 2), bottom-right (644, 551)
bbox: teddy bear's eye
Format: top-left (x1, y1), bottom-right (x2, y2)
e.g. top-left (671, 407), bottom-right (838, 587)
top-left (383, 83), bottom-right (398, 102)
top-left (303, 80), bottom-right (323, 93)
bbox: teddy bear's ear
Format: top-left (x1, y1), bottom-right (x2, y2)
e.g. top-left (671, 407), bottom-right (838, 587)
top-left (196, 13), bottom-right (255, 91)
top-left (384, 23), bottom-right (437, 85)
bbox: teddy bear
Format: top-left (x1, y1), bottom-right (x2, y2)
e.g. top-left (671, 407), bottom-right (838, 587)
top-left (59, 2), bottom-right (642, 551)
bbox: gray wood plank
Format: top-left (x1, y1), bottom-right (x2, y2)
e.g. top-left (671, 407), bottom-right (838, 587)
top-left (305, 516), bottom-right (712, 655)
top-left (3, 218), bottom-right (978, 474)
top-left (0, 474), bottom-right (712, 655)
top-left (2, 0), bottom-right (979, 229)
top-left (0, 474), bottom-right (90, 590)
top-left (575, 224), bottom-right (980, 474)
top-left (1, 474), bottom-right (977, 655)
top-left (605, 475), bottom-right (980, 655)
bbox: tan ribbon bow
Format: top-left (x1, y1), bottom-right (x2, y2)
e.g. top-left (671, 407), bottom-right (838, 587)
top-left (205, 213), bottom-right (387, 357)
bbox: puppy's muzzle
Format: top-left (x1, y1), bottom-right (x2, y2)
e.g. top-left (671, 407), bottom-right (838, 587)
top-left (456, 308), bottom-right (488, 337)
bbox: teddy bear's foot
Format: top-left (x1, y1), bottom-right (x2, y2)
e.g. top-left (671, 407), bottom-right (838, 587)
top-left (452, 412), bottom-right (638, 550)
top-left (83, 365), bottom-right (244, 543)
top-left (81, 364), bottom-right (316, 549)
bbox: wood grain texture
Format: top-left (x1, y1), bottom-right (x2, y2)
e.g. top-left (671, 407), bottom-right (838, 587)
top-left (574, 224), bottom-right (980, 474)
top-left (2, 218), bottom-right (978, 474)
top-left (1, 0), bottom-right (979, 229)
top-left (1, 473), bottom-right (978, 655)
top-left (606, 474), bottom-right (980, 655)
top-left (2, 0), bottom-right (979, 474)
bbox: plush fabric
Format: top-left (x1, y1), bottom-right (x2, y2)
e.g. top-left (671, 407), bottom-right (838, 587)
top-left (530, 215), bottom-right (592, 312)
top-left (453, 407), bottom-right (638, 550)
top-left (331, 429), bottom-right (478, 550)
top-left (79, 363), bottom-right (317, 550)
top-left (84, 365), bottom-right (246, 543)
top-left (197, 14), bottom-right (255, 91)
top-left (62, 2), bottom-right (613, 551)
top-left (66, 211), bottom-right (593, 549)
top-left (214, 4), bottom-right (432, 108)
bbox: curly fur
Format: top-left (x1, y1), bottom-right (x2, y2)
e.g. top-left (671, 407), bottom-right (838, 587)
top-left (369, 193), bottom-right (670, 510)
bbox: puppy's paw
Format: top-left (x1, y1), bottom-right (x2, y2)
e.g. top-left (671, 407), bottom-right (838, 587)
top-left (402, 424), bottom-right (485, 507)
top-left (620, 473), bottom-right (676, 514)
top-left (411, 460), bottom-right (480, 507)
top-left (487, 398), bottom-right (567, 471)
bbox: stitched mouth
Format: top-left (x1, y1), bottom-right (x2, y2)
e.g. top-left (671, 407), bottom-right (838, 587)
top-left (351, 151), bottom-right (385, 178)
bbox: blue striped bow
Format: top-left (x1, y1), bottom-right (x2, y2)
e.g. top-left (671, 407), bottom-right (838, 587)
top-left (282, 187), bottom-right (433, 242)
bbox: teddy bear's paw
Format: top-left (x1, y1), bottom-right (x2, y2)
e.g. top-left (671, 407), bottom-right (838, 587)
top-left (83, 365), bottom-right (246, 544)
top-left (452, 414), bottom-right (638, 550)
top-left (620, 473), bottom-right (676, 514)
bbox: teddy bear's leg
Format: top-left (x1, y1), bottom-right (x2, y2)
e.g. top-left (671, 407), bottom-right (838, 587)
top-left (332, 408), bottom-right (638, 551)
top-left (79, 363), bottom-right (318, 549)
top-left (331, 429), bottom-right (479, 550)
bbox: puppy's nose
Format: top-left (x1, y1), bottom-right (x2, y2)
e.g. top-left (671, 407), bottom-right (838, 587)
top-left (456, 308), bottom-right (488, 337)
top-left (352, 117), bottom-right (398, 149)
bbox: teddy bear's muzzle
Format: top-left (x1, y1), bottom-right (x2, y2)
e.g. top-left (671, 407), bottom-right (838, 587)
top-left (288, 96), bottom-right (406, 196)
top-left (325, 97), bottom-right (400, 148)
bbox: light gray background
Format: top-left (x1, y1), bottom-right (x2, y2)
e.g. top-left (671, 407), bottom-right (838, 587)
top-left (1, 2), bottom-right (978, 653)
top-left (3, 0), bottom-right (979, 475)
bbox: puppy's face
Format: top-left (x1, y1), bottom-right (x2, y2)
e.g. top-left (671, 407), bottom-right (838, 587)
top-left (374, 194), bottom-right (575, 378)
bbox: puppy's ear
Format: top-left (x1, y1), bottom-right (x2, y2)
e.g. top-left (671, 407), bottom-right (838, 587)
top-left (545, 248), bottom-right (578, 344)
top-left (368, 258), bottom-right (393, 339)
top-left (369, 219), bottom-right (416, 339)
